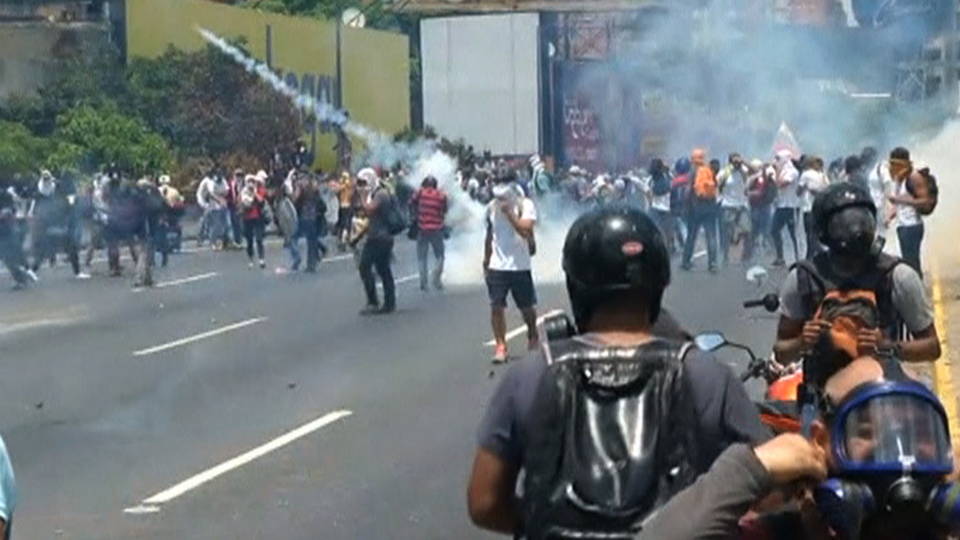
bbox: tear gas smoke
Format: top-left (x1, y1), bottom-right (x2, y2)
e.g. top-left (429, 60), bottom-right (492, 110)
top-left (198, 28), bottom-right (436, 168)
top-left (199, 28), bottom-right (532, 285)
top-left (567, 5), bottom-right (942, 166)
top-left (911, 121), bottom-right (959, 277)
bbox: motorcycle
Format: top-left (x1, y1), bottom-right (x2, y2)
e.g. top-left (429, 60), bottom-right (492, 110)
top-left (694, 289), bottom-right (803, 434)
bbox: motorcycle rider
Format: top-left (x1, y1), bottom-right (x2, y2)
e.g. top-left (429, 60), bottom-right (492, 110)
top-left (640, 355), bottom-right (958, 540)
top-left (774, 182), bottom-right (940, 370)
top-left (467, 205), bottom-right (769, 537)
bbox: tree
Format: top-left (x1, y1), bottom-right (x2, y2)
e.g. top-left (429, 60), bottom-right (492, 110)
top-left (54, 105), bottom-right (174, 175)
top-left (0, 121), bottom-right (46, 177)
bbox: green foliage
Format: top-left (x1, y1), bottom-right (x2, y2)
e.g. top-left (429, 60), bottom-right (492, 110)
top-left (0, 40), bottom-right (302, 177)
top-left (54, 105), bottom-right (174, 175)
top-left (0, 121), bottom-right (47, 176)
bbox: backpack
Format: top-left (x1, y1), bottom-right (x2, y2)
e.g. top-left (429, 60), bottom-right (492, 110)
top-left (906, 168), bottom-right (938, 216)
top-left (651, 172), bottom-right (671, 196)
top-left (669, 175), bottom-right (690, 214)
top-left (379, 189), bottom-right (407, 236)
top-left (749, 174), bottom-right (777, 207)
top-left (522, 338), bottom-right (700, 540)
top-left (792, 252), bottom-right (905, 366)
top-left (692, 166), bottom-right (718, 200)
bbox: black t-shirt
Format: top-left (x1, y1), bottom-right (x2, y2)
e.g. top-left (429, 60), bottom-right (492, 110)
top-left (477, 336), bottom-right (771, 473)
top-left (367, 189), bottom-right (396, 241)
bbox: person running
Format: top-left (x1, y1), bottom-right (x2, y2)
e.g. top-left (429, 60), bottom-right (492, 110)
top-left (862, 146), bottom-right (892, 243)
top-left (240, 174), bottom-right (268, 269)
top-left (0, 180), bottom-right (32, 289)
top-left (681, 148), bottom-right (720, 273)
top-left (717, 153), bottom-right (751, 266)
top-left (333, 171), bottom-right (355, 251)
top-left (745, 159), bottom-right (776, 264)
top-left (293, 172), bottom-right (322, 273)
top-left (770, 149), bottom-right (800, 266)
top-left (358, 168), bottom-right (398, 315)
top-left (484, 174), bottom-right (538, 363)
top-left (28, 171), bottom-right (88, 279)
top-left (410, 175), bottom-right (448, 291)
top-left (887, 147), bottom-right (932, 278)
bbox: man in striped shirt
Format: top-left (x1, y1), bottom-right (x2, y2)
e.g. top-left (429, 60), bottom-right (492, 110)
top-left (410, 176), bottom-right (448, 290)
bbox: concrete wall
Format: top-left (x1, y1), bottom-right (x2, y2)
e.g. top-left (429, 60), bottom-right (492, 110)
top-left (421, 13), bottom-right (541, 155)
top-left (124, 0), bottom-right (410, 170)
top-left (0, 21), bottom-right (107, 100)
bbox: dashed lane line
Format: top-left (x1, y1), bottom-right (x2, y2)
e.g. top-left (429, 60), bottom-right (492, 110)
top-left (483, 309), bottom-right (566, 347)
top-left (132, 317), bottom-right (267, 357)
top-left (123, 409), bottom-right (352, 514)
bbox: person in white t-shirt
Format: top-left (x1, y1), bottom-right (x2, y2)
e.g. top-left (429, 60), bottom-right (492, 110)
top-left (717, 153), bottom-right (751, 266)
top-left (770, 150), bottom-right (800, 266)
top-left (861, 146), bottom-right (892, 242)
top-left (798, 156), bottom-right (830, 259)
top-left (483, 176), bottom-right (538, 363)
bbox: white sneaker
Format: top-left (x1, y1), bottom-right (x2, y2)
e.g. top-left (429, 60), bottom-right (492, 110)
top-left (25, 269), bottom-right (39, 282)
top-left (248, 261), bottom-right (255, 269)
top-left (75, 272), bottom-right (91, 280)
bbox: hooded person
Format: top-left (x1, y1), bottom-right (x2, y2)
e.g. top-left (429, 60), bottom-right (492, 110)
top-left (357, 166), bottom-right (400, 315)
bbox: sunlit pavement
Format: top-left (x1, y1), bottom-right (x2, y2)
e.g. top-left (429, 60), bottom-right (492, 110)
top-left (0, 239), bottom-right (775, 539)
top-left (929, 259), bottom-right (960, 453)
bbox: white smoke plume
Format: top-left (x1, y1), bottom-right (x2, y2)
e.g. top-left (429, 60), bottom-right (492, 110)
top-left (198, 27), bottom-right (440, 169)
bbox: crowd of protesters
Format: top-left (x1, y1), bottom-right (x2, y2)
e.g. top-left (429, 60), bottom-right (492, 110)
top-left (455, 143), bottom-right (936, 278)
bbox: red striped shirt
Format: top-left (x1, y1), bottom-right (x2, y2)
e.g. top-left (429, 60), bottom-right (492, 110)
top-left (413, 188), bottom-right (447, 232)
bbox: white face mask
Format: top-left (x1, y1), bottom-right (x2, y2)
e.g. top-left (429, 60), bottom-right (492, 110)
top-left (492, 183), bottom-right (517, 201)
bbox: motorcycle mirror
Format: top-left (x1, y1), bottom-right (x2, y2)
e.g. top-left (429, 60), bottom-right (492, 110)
top-left (762, 293), bottom-right (780, 313)
top-left (694, 332), bottom-right (727, 352)
top-left (746, 265), bottom-right (768, 285)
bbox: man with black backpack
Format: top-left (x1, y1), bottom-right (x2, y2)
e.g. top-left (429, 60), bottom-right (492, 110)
top-left (468, 205), bottom-right (769, 538)
top-left (358, 168), bottom-right (402, 315)
top-left (887, 147), bottom-right (937, 278)
top-left (773, 182), bottom-right (940, 371)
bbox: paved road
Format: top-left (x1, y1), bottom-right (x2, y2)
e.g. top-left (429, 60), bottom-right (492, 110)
top-left (0, 237), bottom-right (781, 539)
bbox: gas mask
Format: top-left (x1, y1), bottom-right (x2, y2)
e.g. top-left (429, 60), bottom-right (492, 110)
top-left (824, 207), bottom-right (877, 278)
top-left (814, 381), bottom-right (958, 539)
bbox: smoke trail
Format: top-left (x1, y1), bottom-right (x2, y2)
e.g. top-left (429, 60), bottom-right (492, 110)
top-left (198, 27), bottom-right (580, 286)
top-left (198, 27), bottom-right (434, 169)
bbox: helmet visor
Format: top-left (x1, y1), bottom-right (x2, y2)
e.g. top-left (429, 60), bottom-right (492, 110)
top-left (837, 391), bottom-right (952, 473)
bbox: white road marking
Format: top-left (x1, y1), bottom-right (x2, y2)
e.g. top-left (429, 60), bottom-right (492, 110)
top-left (483, 308), bottom-right (565, 346)
top-left (123, 409), bottom-right (352, 513)
top-left (324, 254), bottom-right (353, 263)
top-left (132, 317), bottom-right (267, 356)
top-left (692, 249), bottom-right (707, 260)
top-left (133, 272), bottom-right (219, 292)
top-left (376, 274), bottom-right (419, 290)
top-left (0, 317), bottom-right (80, 335)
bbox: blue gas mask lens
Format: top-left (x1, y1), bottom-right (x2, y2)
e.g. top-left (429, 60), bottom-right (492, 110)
top-left (831, 381), bottom-right (953, 475)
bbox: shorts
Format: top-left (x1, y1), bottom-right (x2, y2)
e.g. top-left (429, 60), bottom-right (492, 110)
top-left (485, 269), bottom-right (537, 309)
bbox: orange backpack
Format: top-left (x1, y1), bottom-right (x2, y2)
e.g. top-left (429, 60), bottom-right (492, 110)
top-left (692, 166), bottom-right (717, 200)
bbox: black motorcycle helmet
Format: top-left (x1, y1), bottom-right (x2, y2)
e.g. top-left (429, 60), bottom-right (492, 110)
top-left (563, 205), bottom-right (670, 331)
top-left (812, 182), bottom-right (877, 247)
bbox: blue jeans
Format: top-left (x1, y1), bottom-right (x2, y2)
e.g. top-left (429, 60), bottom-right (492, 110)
top-left (682, 201), bottom-right (719, 268)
